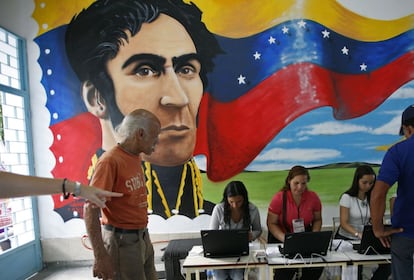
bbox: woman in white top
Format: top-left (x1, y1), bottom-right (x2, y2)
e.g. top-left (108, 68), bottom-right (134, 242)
top-left (337, 165), bottom-right (390, 280)
top-left (338, 165), bottom-right (375, 240)
top-left (209, 180), bottom-right (262, 280)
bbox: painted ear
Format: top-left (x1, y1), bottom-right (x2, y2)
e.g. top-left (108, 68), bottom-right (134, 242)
top-left (81, 81), bottom-right (108, 118)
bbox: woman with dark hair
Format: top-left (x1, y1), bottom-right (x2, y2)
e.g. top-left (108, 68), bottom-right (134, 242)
top-left (209, 180), bottom-right (262, 280)
top-left (337, 165), bottom-right (376, 240)
top-left (267, 165), bottom-right (323, 280)
top-left (337, 165), bottom-right (391, 280)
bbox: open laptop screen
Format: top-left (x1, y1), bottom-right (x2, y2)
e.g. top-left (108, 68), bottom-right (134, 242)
top-left (279, 231), bottom-right (333, 259)
top-left (201, 229), bottom-right (249, 258)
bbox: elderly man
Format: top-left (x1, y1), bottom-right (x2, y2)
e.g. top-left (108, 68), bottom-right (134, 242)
top-left (85, 109), bottom-right (161, 280)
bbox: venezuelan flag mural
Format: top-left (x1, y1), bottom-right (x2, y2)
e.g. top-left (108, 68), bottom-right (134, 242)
top-left (32, 0), bottom-right (414, 222)
top-left (194, 0), bottom-right (414, 181)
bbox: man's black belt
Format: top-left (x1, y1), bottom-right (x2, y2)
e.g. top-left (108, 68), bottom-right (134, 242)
top-left (104, 224), bottom-right (146, 234)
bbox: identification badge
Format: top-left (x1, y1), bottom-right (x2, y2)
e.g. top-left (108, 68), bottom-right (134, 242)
top-left (292, 218), bottom-right (305, 233)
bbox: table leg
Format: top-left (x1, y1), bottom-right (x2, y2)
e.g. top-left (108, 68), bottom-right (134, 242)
top-left (259, 266), bottom-right (266, 280)
top-left (184, 269), bottom-right (200, 280)
top-left (269, 267), bottom-right (274, 279)
top-left (185, 270), bottom-right (191, 280)
top-left (341, 264), bottom-right (358, 280)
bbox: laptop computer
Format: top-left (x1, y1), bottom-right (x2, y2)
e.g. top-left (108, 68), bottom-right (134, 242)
top-left (353, 225), bottom-right (391, 255)
top-left (200, 229), bottom-right (249, 258)
top-left (279, 231), bottom-right (333, 259)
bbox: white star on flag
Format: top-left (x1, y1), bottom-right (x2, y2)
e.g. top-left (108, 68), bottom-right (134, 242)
top-left (321, 29), bottom-right (330, 38)
top-left (360, 63), bottom-right (368, 71)
top-left (237, 74), bottom-right (246, 84)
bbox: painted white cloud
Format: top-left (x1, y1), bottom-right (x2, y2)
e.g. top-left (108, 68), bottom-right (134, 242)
top-left (276, 138), bottom-right (293, 144)
top-left (246, 162), bottom-right (301, 171)
top-left (276, 137), bottom-right (308, 144)
top-left (372, 116), bottom-right (401, 135)
top-left (245, 147), bottom-right (341, 171)
top-left (389, 86), bottom-right (414, 99)
top-left (246, 161), bottom-right (327, 172)
top-left (255, 147), bottom-right (341, 162)
top-left (298, 121), bottom-right (371, 136)
top-left (298, 110), bottom-right (406, 137)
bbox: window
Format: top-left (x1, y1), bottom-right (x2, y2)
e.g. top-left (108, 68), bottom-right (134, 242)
top-left (0, 26), bottom-right (35, 254)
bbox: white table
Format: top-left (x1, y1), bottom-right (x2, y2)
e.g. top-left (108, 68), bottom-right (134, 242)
top-left (265, 244), bottom-right (350, 279)
top-left (332, 239), bottom-right (391, 280)
top-left (343, 250), bottom-right (391, 266)
top-left (183, 241), bottom-right (392, 280)
top-left (182, 245), bottom-right (267, 280)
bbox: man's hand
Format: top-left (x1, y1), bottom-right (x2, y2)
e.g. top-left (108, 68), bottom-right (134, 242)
top-left (373, 224), bottom-right (403, 248)
top-left (81, 186), bottom-right (123, 208)
top-left (93, 253), bottom-right (115, 280)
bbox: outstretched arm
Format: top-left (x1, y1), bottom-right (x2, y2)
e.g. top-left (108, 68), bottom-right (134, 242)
top-left (0, 171), bottom-right (122, 208)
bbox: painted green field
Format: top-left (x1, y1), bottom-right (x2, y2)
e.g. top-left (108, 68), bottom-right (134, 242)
top-left (201, 164), bottom-right (396, 210)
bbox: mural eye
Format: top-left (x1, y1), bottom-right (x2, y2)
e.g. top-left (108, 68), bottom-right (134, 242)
top-left (134, 66), bottom-right (160, 77)
top-left (177, 65), bottom-right (198, 78)
top-left (180, 66), bottom-right (193, 74)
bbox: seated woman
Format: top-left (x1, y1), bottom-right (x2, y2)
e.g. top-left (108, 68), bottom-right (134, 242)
top-left (267, 165), bottom-right (323, 280)
top-left (209, 180), bottom-right (262, 280)
top-left (337, 165), bottom-right (391, 280)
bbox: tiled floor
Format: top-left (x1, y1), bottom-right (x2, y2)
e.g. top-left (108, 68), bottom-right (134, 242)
top-left (27, 260), bottom-right (167, 280)
top-left (27, 263), bottom-right (167, 280)
top-left (26, 242), bottom-right (168, 280)
top-left (27, 262), bottom-right (95, 280)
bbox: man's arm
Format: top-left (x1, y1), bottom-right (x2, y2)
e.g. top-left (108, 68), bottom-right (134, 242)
top-left (370, 180), bottom-right (388, 231)
top-left (84, 203), bottom-right (114, 279)
top-left (370, 180), bottom-right (403, 247)
top-left (0, 171), bottom-right (122, 207)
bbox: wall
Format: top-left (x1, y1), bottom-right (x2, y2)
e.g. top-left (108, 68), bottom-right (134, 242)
top-left (0, 0), bottom-right (413, 262)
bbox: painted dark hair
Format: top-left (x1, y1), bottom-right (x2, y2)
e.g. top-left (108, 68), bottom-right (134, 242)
top-left (65, 0), bottom-right (222, 126)
top-left (222, 181), bottom-right (251, 229)
top-left (342, 165), bottom-right (376, 202)
top-left (280, 165), bottom-right (310, 191)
